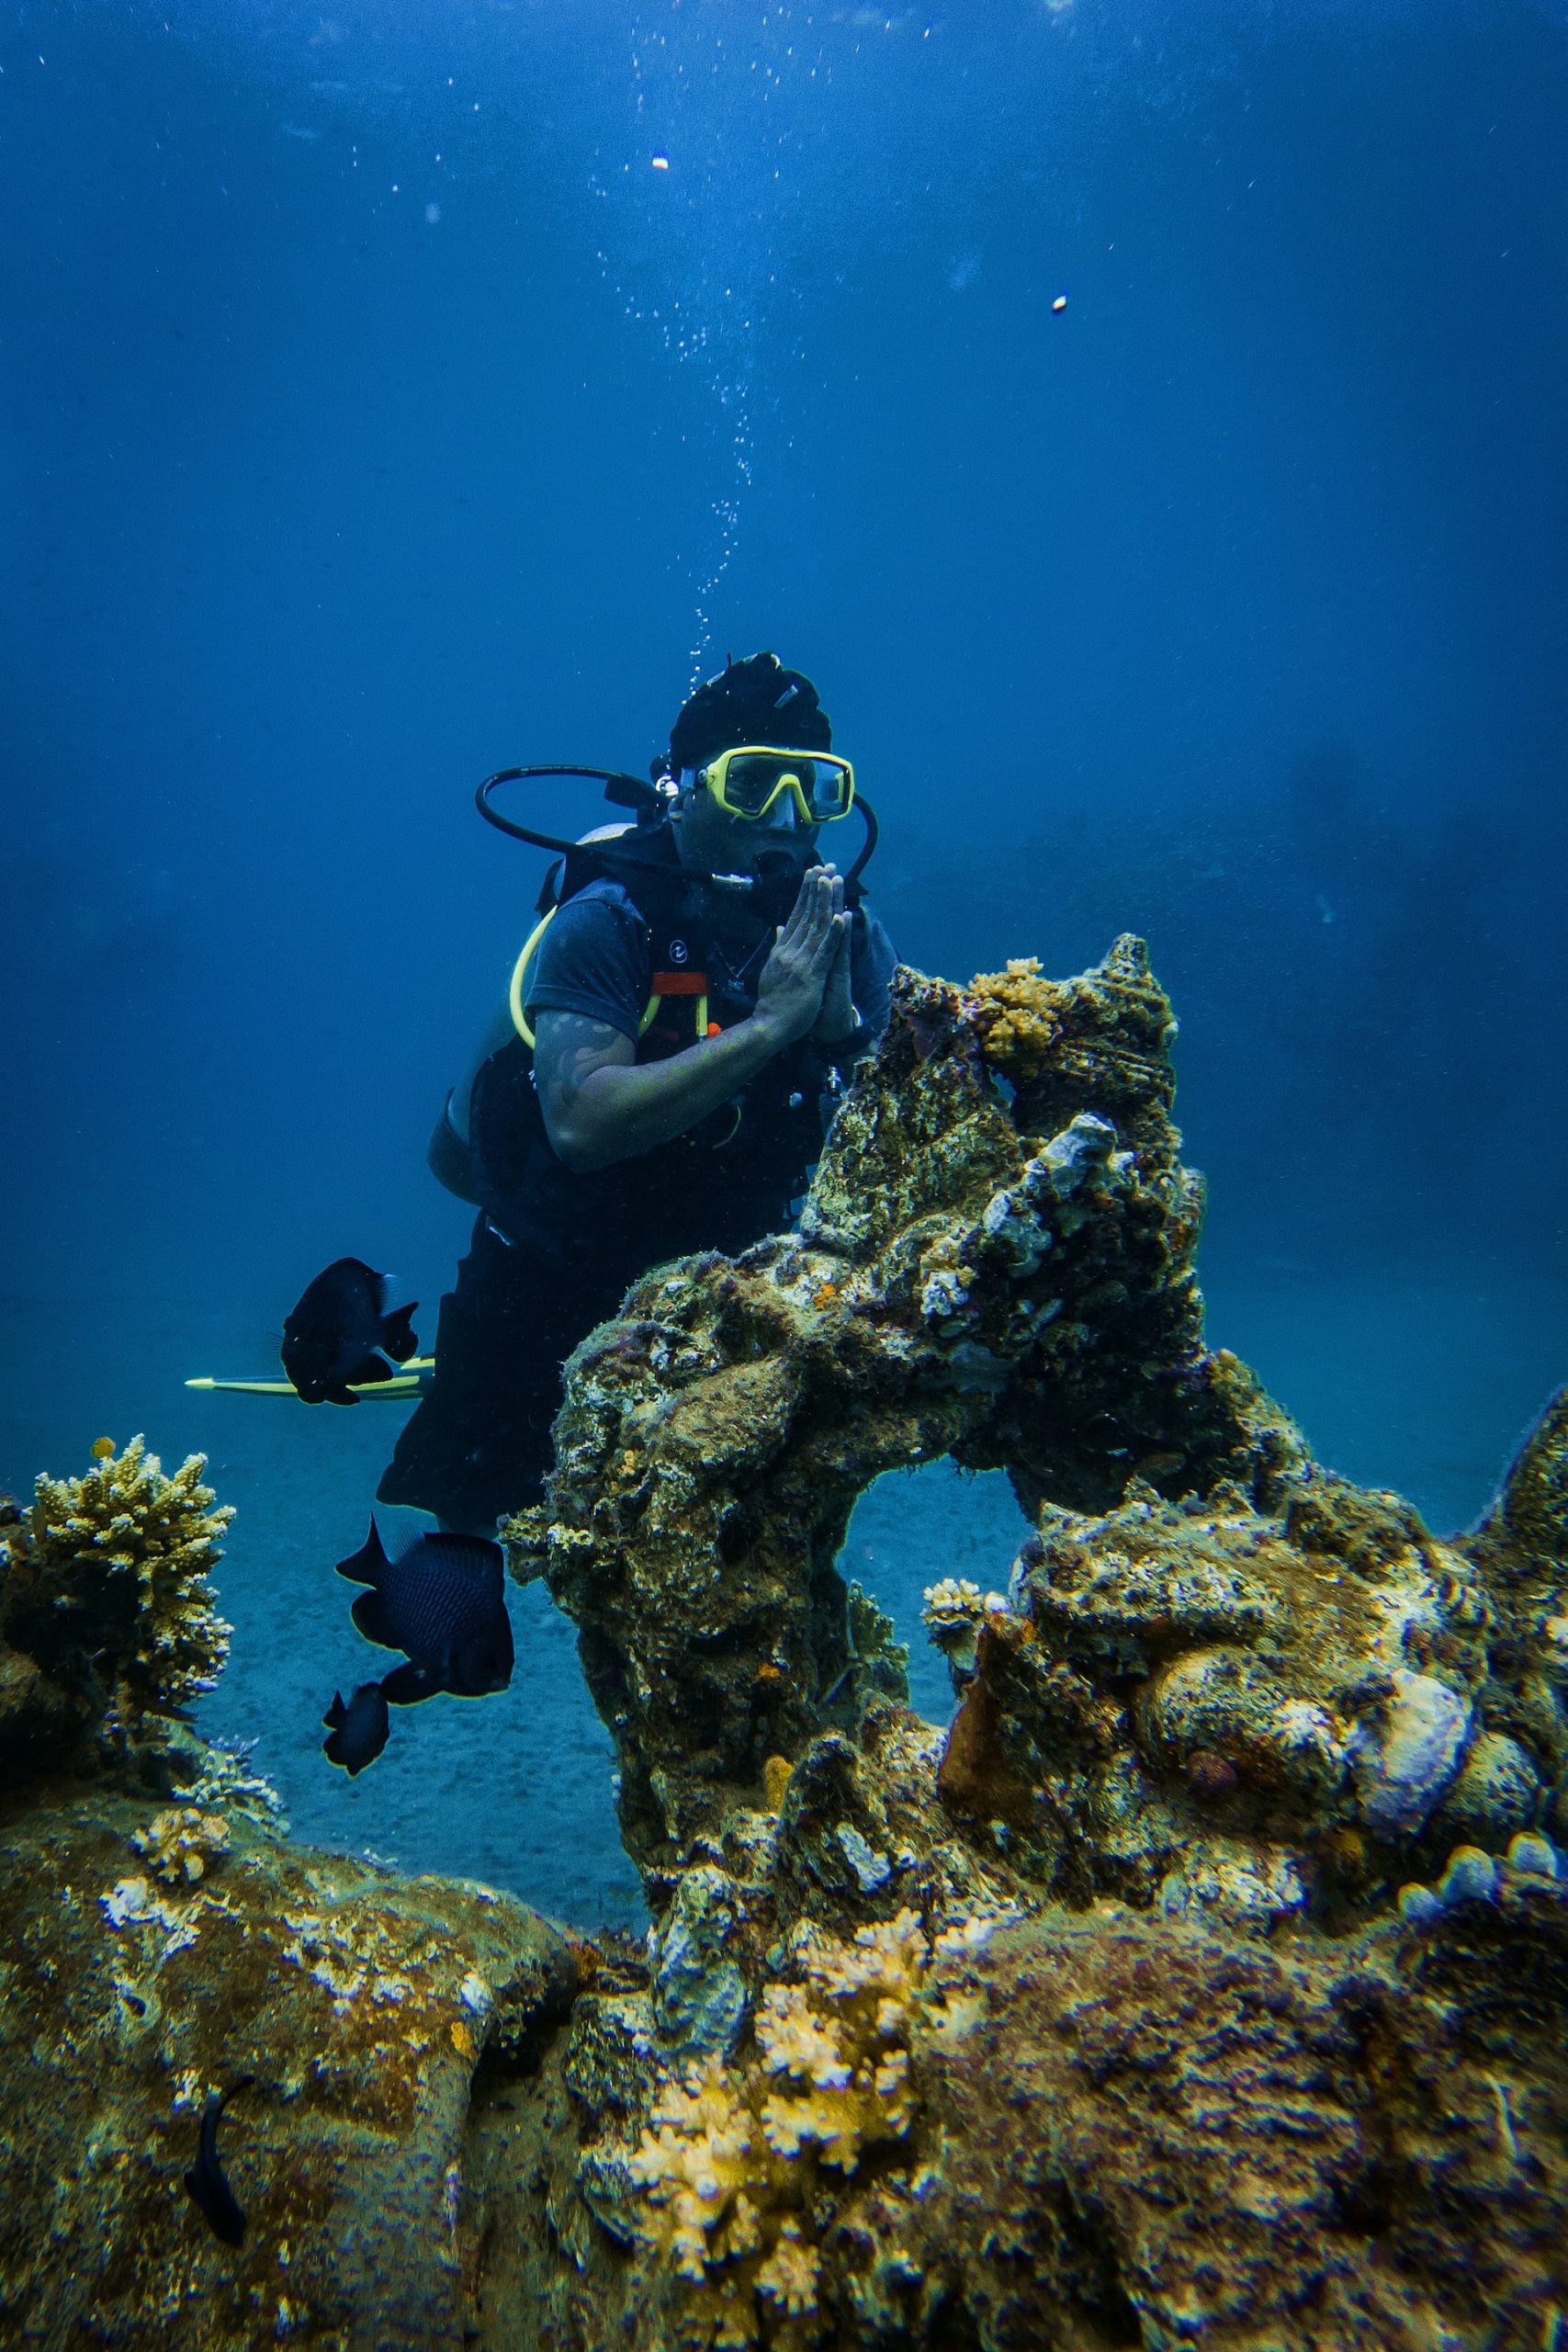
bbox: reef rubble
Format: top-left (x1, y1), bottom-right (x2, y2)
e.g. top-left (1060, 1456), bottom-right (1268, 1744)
top-left (3, 940), bottom-right (1566, 2349)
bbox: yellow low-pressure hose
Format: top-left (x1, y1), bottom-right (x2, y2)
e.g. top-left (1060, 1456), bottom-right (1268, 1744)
top-left (509, 905), bottom-right (679, 1049)
top-left (508, 910), bottom-right (558, 1049)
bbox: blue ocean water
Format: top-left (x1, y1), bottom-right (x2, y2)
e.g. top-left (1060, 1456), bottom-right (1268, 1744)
top-left (3, 1), bottom-right (1564, 1928)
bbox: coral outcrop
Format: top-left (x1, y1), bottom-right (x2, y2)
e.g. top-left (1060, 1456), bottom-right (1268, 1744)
top-left (6, 932), bottom-right (1568, 2349)
top-left (508, 943), bottom-right (1274, 1900)
top-left (493, 936), bottom-right (1568, 2346)
top-left (0, 1437), bottom-right (592, 2350)
top-left (0, 1435), bottom-right (232, 1774)
top-left (0, 1782), bottom-right (581, 2347)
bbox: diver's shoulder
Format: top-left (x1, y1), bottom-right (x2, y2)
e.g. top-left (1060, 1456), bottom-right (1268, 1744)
top-left (551, 874), bottom-right (645, 925)
top-left (854, 904), bottom-right (897, 960)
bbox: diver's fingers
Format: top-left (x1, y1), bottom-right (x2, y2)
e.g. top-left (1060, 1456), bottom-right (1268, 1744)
top-left (805, 903), bottom-right (844, 972)
top-left (799, 870), bottom-right (834, 951)
top-left (776, 877), bottom-right (810, 947)
top-left (787, 865), bottom-right (827, 937)
top-left (784, 871), bottom-right (820, 948)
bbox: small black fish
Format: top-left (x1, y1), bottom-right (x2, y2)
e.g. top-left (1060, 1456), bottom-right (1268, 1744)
top-left (321, 1679), bottom-right (391, 1774)
top-left (281, 1257), bottom-right (418, 1406)
top-left (335, 1520), bottom-right (513, 1698)
top-left (184, 2074), bottom-right (256, 2245)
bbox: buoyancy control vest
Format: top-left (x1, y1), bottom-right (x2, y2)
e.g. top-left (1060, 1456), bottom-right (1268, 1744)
top-left (450, 822), bottom-right (837, 1277)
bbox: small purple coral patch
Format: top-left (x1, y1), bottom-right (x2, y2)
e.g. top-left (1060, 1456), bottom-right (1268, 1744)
top-left (1187, 1748), bottom-right (1238, 1797)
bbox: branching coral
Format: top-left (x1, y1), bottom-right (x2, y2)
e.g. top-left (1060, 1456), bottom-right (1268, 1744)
top-left (964, 956), bottom-right (1060, 1087)
top-left (173, 1735), bottom-right (288, 1832)
top-left (754, 1910), bottom-right (929, 2168)
top-left (923, 1577), bottom-right (1013, 1682)
top-left (2, 1436), bottom-right (232, 1729)
top-left (130, 1805), bottom-right (231, 1886)
top-left (625, 1909), bottom-right (963, 2349)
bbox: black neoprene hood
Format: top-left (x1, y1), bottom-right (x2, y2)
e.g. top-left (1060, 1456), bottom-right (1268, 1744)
top-left (667, 651), bottom-right (832, 774)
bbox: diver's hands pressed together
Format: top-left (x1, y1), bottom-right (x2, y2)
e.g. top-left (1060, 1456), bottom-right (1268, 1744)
top-left (751, 865), bottom-right (849, 1048)
top-left (533, 865), bottom-right (855, 1172)
top-left (810, 908), bottom-right (858, 1046)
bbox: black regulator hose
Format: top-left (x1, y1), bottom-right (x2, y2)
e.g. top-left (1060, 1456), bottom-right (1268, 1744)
top-left (475, 764), bottom-right (879, 899)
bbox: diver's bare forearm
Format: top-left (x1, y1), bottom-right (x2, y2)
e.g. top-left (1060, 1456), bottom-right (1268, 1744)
top-left (542, 1016), bottom-right (784, 1170)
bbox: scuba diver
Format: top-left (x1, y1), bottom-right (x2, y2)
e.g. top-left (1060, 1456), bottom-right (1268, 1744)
top-left (378, 651), bottom-right (897, 1535)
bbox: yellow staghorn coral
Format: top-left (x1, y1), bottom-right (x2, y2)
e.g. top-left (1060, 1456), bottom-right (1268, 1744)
top-left (6, 1435), bottom-right (233, 1723)
top-left (965, 956), bottom-right (1060, 1085)
top-left (628, 2057), bottom-right (767, 2282)
top-left (754, 2224), bottom-right (820, 2321)
top-left (625, 1909), bottom-right (963, 2348)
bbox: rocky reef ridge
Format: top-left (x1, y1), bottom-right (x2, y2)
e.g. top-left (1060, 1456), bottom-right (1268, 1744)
top-left (3, 940), bottom-right (1566, 2349)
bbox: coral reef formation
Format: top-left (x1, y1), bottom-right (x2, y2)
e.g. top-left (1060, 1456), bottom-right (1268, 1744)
top-left (0, 1435), bottom-right (232, 1773)
top-left (0, 1782), bottom-right (581, 2346)
top-left (491, 937), bottom-right (1568, 2345)
top-left (6, 933), bottom-right (1568, 2348)
top-left (508, 941), bottom-right (1268, 1899)
top-left (612, 1907), bottom-right (969, 2350)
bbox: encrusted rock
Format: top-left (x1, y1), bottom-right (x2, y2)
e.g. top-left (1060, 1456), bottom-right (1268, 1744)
top-left (514, 949), bottom-right (1283, 1894)
top-left (10, 931), bottom-right (1568, 2348)
top-left (0, 1785), bottom-right (579, 2346)
top-left (1351, 1667), bottom-right (1472, 1837)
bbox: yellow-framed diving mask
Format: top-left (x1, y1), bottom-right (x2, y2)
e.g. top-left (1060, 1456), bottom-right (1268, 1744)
top-left (694, 743), bottom-right (856, 826)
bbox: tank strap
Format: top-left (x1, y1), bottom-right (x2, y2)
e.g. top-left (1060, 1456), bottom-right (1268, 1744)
top-left (509, 918), bottom-right (715, 1051)
top-left (649, 968), bottom-right (717, 1040)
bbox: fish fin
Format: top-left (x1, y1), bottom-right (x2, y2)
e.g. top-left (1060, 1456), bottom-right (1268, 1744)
top-left (184, 2164), bottom-right (245, 2245)
top-left (404, 1531), bottom-right (504, 1576)
top-left (351, 1589), bottom-right (398, 1647)
top-left (335, 1520), bottom-right (389, 1586)
top-left (379, 1660), bottom-right (438, 1706)
top-left (378, 1303), bottom-right (420, 1363)
top-left (323, 1725), bottom-right (373, 1775)
top-left (343, 1353), bottom-right (393, 1387)
top-left (322, 1690), bottom-right (347, 1730)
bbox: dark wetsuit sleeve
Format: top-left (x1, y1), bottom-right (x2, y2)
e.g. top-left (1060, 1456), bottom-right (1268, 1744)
top-left (525, 889), bottom-right (649, 1044)
top-left (850, 911), bottom-right (897, 1041)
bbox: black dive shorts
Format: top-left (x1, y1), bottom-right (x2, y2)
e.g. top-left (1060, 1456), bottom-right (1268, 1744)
top-left (377, 1213), bottom-right (622, 1536)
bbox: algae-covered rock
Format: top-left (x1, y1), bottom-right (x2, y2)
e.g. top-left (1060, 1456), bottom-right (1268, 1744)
top-left (902, 1888), bottom-right (1568, 2350)
top-left (10, 930), bottom-right (1568, 2349)
top-left (0, 1781), bottom-right (579, 2349)
top-left (513, 947), bottom-right (1279, 1895)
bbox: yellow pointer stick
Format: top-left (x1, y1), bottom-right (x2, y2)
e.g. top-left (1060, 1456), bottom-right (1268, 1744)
top-left (186, 1359), bottom-right (434, 1399)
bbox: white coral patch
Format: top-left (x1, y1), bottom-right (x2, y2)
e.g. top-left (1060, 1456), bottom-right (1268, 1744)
top-left (1273, 1699), bottom-right (1348, 1763)
top-left (101, 1876), bottom-right (158, 1928)
top-left (920, 1269), bottom-right (973, 1323)
top-left (458, 1970), bottom-right (492, 2016)
top-left (924, 1577), bottom-right (984, 1621)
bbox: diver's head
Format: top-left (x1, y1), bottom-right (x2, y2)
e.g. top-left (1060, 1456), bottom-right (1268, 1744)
top-left (668, 650), bottom-right (832, 776)
top-left (662, 652), bottom-right (851, 895)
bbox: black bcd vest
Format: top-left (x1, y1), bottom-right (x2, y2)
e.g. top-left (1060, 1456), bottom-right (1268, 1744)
top-left (466, 827), bottom-right (835, 1277)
